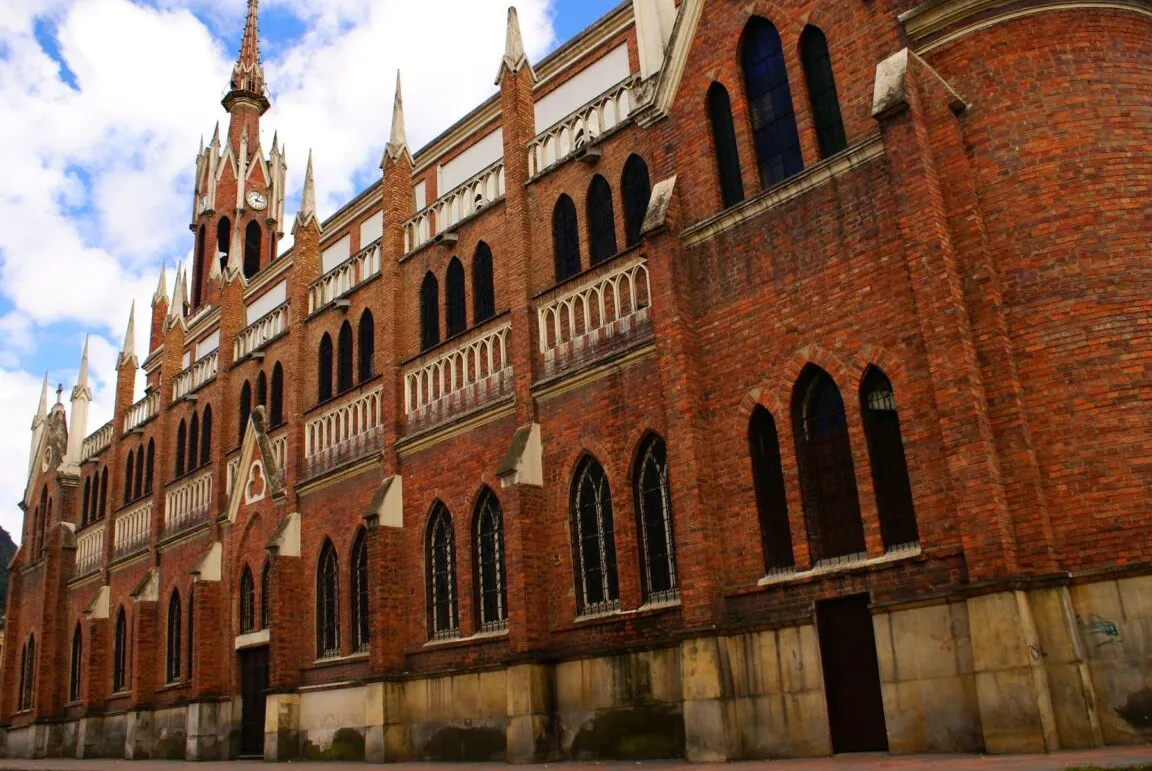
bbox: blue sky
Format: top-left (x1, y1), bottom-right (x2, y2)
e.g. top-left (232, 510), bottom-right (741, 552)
top-left (0, 0), bottom-right (621, 539)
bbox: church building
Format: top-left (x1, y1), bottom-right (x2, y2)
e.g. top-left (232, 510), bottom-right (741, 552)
top-left (2, 0), bottom-right (1151, 760)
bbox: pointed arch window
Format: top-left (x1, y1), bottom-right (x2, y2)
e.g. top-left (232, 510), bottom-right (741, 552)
top-left (473, 489), bottom-right (507, 632)
top-left (622, 155), bottom-right (652, 247)
top-left (176, 420), bottom-right (187, 478)
top-left (82, 479), bottom-right (91, 527)
top-left (256, 371), bottom-right (267, 409)
top-left (166, 591), bottom-right (182, 684)
top-left (420, 272), bottom-right (440, 350)
top-left (337, 321), bottom-right (354, 392)
top-left (217, 217), bottom-right (232, 272)
top-left (189, 413), bottom-right (200, 470)
top-left (69, 624), bottom-right (82, 702)
top-left (553, 195), bottom-right (581, 282)
top-left (708, 83), bottom-right (745, 208)
top-left (260, 562), bottom-right (271, 629)
top-left (112, 608), bottom-right (128, 693)
top-left (186, 592), bottom-right (195, 680)
top-left (426, 504), bottom-right (459, 640)
top-left (193, 225), bottom-right (206, 308)
top-left (586, 175), bottom-right (618, 265)
top-left (317, 540), bottom-right (340, 658)
top-left (318, 334), bottom-right (334, 402)
top-left (446, 258), bottom-right (467, 337)
top-left (99, 468), bottom-right (108, 519)
top-left (200, 406), bottom-right (213, 466)
top-left (472, 243), bottom-right (495, 324)
top-left (742, 18), bottom-right (803, 187)
top-left (634, 435), bottom-right (679, 604)
top-left (123, 453), bottom-right (134, 506)
top-left (145, 439), bottom-right (155, 495)
top-left (800, 26), bottom-right (847, 159)
top-left (861, 368), bottom-right (919, 549)
top-left (239, 566), bottom-right (255, 634)
top-left (571, 456), bottom-right (620, 615)
top-left (358, 311), bottom-right (375, 382)
top-left (750, 406), bottom-right (794, 572)
top-left (133, 445), bottom-right (144, 500)
top-left (270, 364), bottom-right (284, 426)
top-left (351, 530), bottom-right (369, 652)
top-left (792, 366), bottom-right (865, 561)
top-left (243, 221), bottom-right (262, 279)
top-left (18, 636), bottom-right (34, 711)
top-left (239, 381), bottom-right (252, 443)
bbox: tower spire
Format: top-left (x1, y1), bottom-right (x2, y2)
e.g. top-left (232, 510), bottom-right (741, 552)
top-left (65, 337), bottom-right (92, 469)
top-left (496, 6), bottom-right (535, 83)
top-left (294, 150), bottom-right (319, 233)
top-left (224, 0), bottom-right (269, 114)
top-left (119, 301), bottom-right (137, 367)
top-left (382, 71), bottom-right (411, 166)
top-left (152, 263), bottom-right (169, 306)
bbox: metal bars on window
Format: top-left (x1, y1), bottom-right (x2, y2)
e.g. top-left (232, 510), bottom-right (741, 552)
top-left (426, 505), bottom-right (459, 640)
top-left (571, 456), bottom-right (620, 616)
top-left (351, 531), bottom-right (370, 652)
top-left (474, 490), bottom-right (508, 632)
top-left (634, 436), bottom-right (679, 605)
top-left (166, 591), bottom-right (182, 684)
top-left (239, 566), bottom-right (255, 634)
top-left (317, 541), bottom-right (340, 658)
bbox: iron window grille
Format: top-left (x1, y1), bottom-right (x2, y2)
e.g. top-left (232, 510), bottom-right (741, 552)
top-left (426, 505), bottom-right (460, 640)
top-left (69, 625), bottom-right (82, 702)
top-left (166, 592), bottom-right (182, 684)
top-left (474, 490), bottom-right (508, 633)
top-left (571, 457), bottom-right (621, 616)
top-left (351, 532), bottom-right (370, 652)
top-left (112, 610), bottom-right (127, 693)
top-left (239, 566), bottom-right (255, 634)
top-left (634, 436), bottom-right (680, 605)
top-left (317, 541), bottom-right (341, 658)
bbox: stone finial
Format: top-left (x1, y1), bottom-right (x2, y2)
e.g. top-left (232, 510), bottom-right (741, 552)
top-left (210, 121), bottom-right (221, 148)
top-left (152, 263), bottom-right (169, 306)
top-left (228, 0), bottom-right (266, 100)
top-left (382, 71), bottom-right (412, 167)
top-left (118, 301), bottom-right (136, 367)
top-left (169, 264), bottom-right (187, 327)
top-left (33, 373), bottom-right (48, 428)
top-left (496, 6), bottom-right (535, 84)
top-left (294, 149), bottom-right (320, 233)
top-left (75, 336), bottom-right (90, 393)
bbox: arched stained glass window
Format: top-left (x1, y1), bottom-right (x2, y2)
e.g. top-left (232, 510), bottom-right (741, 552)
top-left (800, 26), bottom-right (847, 159)
top-left (633, 435), bottom-right (679, 603)
top-left (189, 413), bottom-right (200, 470)
top-left (200, 406), bottom-right (213, 466)
top-left (570, 456), bottom-right (620, 615)
top-left (358, 311), bottom-right (375, 382)
top-left (69, 624), bottom-right (82, 702)
top-left (239, 381), bottom-right (252, 443)
top-left (318, 334), bottom-right (334, 402)
top-left (586, 175), bottom-right (617, 265)
top-left (243, 221), bottom-right (262, 279)
top-left (317, 540), bottom-right (340, 658)
top-left (420, 272), bottom-right (440, 350)
top-left (166, 591), bottom-right (181, 684)
top-left (112, 609), bottom-right (128, 693)
top-left (239, 566), bottom-right (255, 634)
top-left (446, 258), bottom-right (467, 337)
top-left (426, 505), bottom-right (459, 640)
top-left (145, 439), bottom-right (155, 495)
top-left (742, 18), bottom-right (803, 187)
top-left (473, 489), bottom-right (507, 632)
top-left (337, 321), bottom-right (354, 393)
top-left (621, 155), bottom-right (652, 247)
top-left (860, 368), bottom-right (919, 550)
top-left (708, 83), bottom-right (745, 208)
top-left (351, 530), bottom-right (369, 652)
top-left (472, 243), bottom-right (495, 324)
top-left (749, 406), bottom-right (794, 572)
top-left (553, 195), bottom-right (581, 282)
top-left (176, 420), bottom-right (187, 478)
top-left (270, 364), bottom-right (284, 426)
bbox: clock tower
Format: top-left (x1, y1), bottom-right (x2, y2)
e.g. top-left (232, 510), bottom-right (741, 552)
top-left (188, 0), bottom-right (286, 310)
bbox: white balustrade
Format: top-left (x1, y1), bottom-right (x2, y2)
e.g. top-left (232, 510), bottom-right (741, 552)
top-left (81, 421), bottom-right (114, 461)
top-left (536, 254), bottom-right (652, 376)
top-left (164, 470), bottom-right (213, 535)
top-left (404, 321), bottom-right (512, 428)
top-left (123, 391), bottom-right (161, 433)
top-left (308, 241), bottom-right (381, 315)
top-left (75, 525), bottom-right (105, 576)
top-left (305, 386), bottom-right (384, 477)
top-left (528, 78), bottom-right (635, 178)
top-left (113, 501), bottom-right (152, 560)
top-left (403, 162), bottom-right (506, 253)
top-left (234, 303), bottom-right (289, 360)
top-left (227, 434), bottom-right (287, 493)
top-left (172, 351), bottom-right (219, 401)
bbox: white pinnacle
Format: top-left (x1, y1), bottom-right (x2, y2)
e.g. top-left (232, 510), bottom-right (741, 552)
top-left (294, 149), bottom-right (318, 232)
top-left (496, 6), bottom-right (534, 83)
top-left (120, 301), bottom-right (136, 364)
top-left (152, 263), bottom-right (169, 306)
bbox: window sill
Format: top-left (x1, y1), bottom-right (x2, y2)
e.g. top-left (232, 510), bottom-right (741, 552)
top-left (235, 629), bottom-right (270, 650)
top-left (156, 681), bottom-right (190, 694)
top-left (421, 627), bottom-right (509, 650)
top-left (311, 651), bottom-right (369, 667)
top-left (108, 691), bottom-right (132, 700)
top-left (757, 543), bottom-right (922, 587)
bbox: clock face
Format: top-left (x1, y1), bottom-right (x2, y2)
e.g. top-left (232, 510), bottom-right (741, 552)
top-left (246, 191), bottom-right (268, 211)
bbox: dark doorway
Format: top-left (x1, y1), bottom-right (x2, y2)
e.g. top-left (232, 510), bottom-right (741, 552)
top-left (239, 646), bottom-right (269, 757)
top-left (816, 595), bottom-right (889, 753)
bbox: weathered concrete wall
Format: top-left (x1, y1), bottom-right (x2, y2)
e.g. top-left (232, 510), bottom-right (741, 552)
top-left (875, 601), bottom-right (982, 754)
top-left (404, 669), bottom-right (509, 761)
top-left (299, 685), bottom-right (369, 760)
top-left (556, 648), bottom-right (683, 760)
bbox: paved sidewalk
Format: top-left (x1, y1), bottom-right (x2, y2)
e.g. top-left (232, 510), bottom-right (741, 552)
top-left (0, 746), bottom-right (1150, 771)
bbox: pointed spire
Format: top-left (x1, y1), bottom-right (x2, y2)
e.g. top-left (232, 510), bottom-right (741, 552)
top-left (229, 0), bottom-right (266, 99)
top-left (382, 71), bottom-right (412, 167)
top-left (77, 336), bottom-right (90, 391)
top-left (294, 150), bottom-right (319, 232)
top-left (169, 264), bottom-right (187, 327)
top-left (152, 263), bottom-right (169, 306)
top-left (33, 373), bottom-right (48, 427)
top-left (496, 6), bottom-right (534, 83)
top-left (210, 121), bottom-right (221, 147)
top-left (118, 301), bottom-right (137, 367)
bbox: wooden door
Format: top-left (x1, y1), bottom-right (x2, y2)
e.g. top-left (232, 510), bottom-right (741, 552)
top-left (239, 646), bottom-right (269, 757)
top-left (816, 595), bottom-right (889, 753)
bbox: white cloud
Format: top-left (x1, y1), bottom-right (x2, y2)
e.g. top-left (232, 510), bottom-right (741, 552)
top-left (0, 0), bottom-right (558, 540)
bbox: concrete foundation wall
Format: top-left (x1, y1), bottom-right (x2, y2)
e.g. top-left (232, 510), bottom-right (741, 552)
top-left (6, 579), bottom-right (1152, 762)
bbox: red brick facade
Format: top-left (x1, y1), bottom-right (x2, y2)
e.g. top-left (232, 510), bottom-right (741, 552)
top-left (2, 0), bottom-right (1150, 761)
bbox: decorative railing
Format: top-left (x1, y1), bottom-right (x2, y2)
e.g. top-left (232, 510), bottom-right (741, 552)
top-left (304, 386), bottom-right (384, 479)
top-left (112, 501), bottom-right (152, 561)
top-left (81, 421), bottom-right (114, 461)
top-left (75, 525), bottom-right (105, 577)
top-left (164, 470), bottom-right (213, 536)
top-left (172, 351), bottom-right (219, 401)
top-left (226, 433), bottom-right (287, 494)
top-left (403, 162), bottom-right (506, 253)
top-left (308, 240), bottom-right (381, 315)
top-left (123, 391), bottom-right (161, 433)
top-left (536, 253), bottom-right (651, 378)
top-left (234, 303), bottom-right (289, 361)
top-left (403, 320), bottom-right (513, 430)
top-left (527, 78), bottom-right (636, 178)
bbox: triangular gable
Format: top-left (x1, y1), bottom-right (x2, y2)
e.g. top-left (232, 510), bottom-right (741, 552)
top-left (84, 585), bottom-right (110, 619)
top-left (130, 568), bottom-right (159, 603)
top-left (191, 541), bottom-right (222, 583)
top-left (225, 406), bottom-right (285, 524)
top-left (216, 144), bottom-right (238, 184)
top-left (246, 149), bottom-right (270, 186)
